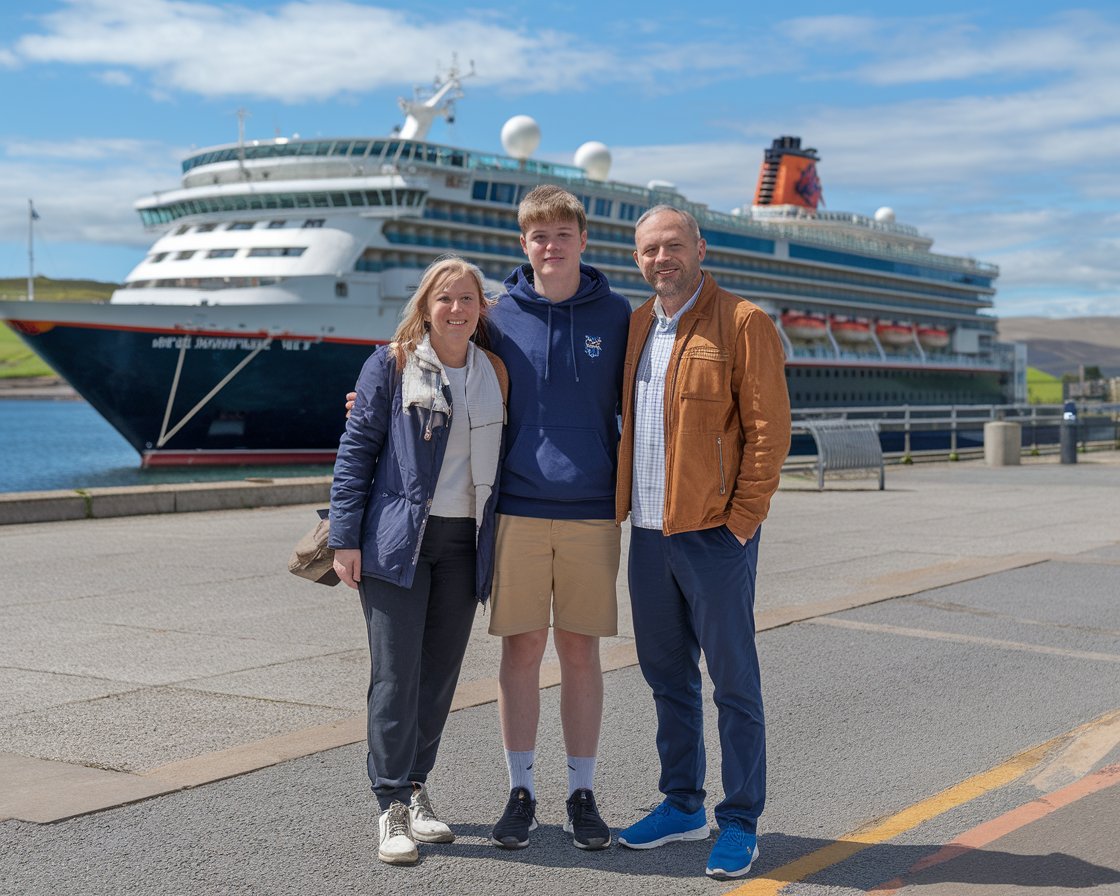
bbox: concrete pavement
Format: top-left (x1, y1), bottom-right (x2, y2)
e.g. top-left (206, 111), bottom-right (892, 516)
top-left (1, 452), bottom-right (1118, 894)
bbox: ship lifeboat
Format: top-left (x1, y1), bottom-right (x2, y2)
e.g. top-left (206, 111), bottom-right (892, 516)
top-left (781, 312), bottom-right (828, 340)
top-left (830, 318), bottom-right (873, 344)
top-left (917, 326), bottom-right (951, 349)
top-left (876, 322), bottom-right (915, 347)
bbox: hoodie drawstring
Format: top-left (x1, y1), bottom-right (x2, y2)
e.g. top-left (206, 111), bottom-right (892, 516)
top-left (569, 306), bottom-right (579, 383)
top-left (545, 304), bottom-right (553, 383)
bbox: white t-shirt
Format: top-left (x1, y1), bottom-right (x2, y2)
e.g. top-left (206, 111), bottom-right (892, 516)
top-left (430, 363), bottom-right (474, 519)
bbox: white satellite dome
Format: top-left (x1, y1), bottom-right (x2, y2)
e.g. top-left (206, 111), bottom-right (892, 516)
top-left (501, 115), bottom-right (541, 160)
top-left (874, 206), bottom-right (896, 224)
top-left (575, 141), bottom-right (611, 181)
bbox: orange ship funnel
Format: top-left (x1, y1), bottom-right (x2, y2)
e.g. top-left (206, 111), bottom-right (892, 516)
top-left (753, 136), bottom-right (823, 210)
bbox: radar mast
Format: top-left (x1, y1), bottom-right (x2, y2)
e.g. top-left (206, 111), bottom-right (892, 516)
top-left (398, 59), bottom-right (475, 141)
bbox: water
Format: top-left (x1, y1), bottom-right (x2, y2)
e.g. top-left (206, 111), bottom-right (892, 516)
top-left (0, 399), bottom-right (332, 493)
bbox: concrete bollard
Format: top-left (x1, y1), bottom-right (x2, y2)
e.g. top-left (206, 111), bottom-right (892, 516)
top-left (984, 421), bottom-right (1021, 466)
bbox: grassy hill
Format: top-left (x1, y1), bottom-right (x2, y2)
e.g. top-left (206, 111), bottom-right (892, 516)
top-left (0, 277), bottom-right (119, 378)
top-left (0, 276), bottom-right (117, 302)
top-left (998, 316), bottom-right (1120, 378)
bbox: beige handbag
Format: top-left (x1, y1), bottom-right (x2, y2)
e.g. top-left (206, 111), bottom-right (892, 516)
top-left (287, 509), bottom-right (340, 586)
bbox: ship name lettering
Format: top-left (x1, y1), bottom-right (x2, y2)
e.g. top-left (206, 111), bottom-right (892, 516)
top-left (151, 336), bottom-right (192, 349)
top-left (191, 337), bottom-right (271, 351)
top-left (280, 339), bottom-right (313, 351)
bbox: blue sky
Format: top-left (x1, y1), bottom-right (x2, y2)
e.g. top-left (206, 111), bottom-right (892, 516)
top-left (1, 0), bottom-right (1118, 317)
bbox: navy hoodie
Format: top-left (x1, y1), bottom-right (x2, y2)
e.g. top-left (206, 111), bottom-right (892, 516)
top-left (489, 263), bottom-right (631, 519)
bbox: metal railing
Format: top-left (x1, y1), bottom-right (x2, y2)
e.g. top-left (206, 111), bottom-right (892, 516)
top-left (789, 402), bottom-right (1120, 464)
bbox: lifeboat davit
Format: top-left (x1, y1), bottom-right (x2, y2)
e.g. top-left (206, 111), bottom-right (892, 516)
top-left (781, 312), bottom-right (828, 340)
top-left (917, 326), bottom-right (951, 349)
top-left (831, 318), bottom-right (873, 344)
top-left (876, 322), bottom-right (914, 347)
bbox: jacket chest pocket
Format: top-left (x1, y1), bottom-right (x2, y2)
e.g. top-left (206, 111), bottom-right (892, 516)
top-left (676, 347), bottom-right (731, 432)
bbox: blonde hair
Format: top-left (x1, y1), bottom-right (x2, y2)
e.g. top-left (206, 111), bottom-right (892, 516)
top-left (390, 255), bottom-right (491, 365)
top-left (517, 185), bottom-right (587, 234)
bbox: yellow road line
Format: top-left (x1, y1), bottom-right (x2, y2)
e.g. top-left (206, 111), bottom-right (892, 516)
top-left (727, 710), bottom-right (1119, 896)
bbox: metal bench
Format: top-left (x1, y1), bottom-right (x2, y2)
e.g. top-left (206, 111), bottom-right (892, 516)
top-left (803, 420), bottom-right (884, 490)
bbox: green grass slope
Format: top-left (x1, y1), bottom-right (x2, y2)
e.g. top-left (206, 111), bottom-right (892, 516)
top-left (0, 277), bottom-right (119, 378)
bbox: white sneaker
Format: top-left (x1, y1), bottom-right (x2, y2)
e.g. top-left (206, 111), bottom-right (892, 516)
top-left (410, 783), bottom-right (454, 843)
top-left (378, 801), bottom-right (418, 865)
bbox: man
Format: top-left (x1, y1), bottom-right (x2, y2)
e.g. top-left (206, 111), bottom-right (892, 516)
top-left (614, 205), bottom-right (791, 879)
top-left (486, 185), bottom-right (631, 851)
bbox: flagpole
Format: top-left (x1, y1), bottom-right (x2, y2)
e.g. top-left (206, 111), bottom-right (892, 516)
top-left (27, 199), bottom-right (36, 301)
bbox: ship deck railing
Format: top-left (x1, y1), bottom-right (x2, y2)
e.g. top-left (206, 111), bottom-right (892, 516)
top-left (788, 402), bottom-right (1120, 468)
top-left (785, 345), bottom-right (1005, 369)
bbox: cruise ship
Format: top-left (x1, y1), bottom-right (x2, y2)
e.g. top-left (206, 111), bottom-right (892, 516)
top-left (1, 66), bottom-right (1021, 467)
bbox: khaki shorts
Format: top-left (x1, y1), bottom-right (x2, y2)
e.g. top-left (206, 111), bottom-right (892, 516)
top-left (488, 515), bottom-right (620, 637)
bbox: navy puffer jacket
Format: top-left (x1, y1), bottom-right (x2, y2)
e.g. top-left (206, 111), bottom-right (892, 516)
top-left (329, 346), bottom-right (505, 602)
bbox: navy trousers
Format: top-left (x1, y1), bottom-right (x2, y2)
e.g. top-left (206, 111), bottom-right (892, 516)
top-left (358, 516), bottom-right (479, 810)
top-left (628, 524), bottom-right (765, 832)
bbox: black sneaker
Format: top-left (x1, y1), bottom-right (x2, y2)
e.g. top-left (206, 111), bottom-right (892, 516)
top-left (564, 788), bottom-right (611, 850)
top-left (491, 787), bottom-right (538, 849)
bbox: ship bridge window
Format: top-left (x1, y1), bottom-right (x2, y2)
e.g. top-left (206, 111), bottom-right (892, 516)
top-left (303, 218), bottom-right (325, 228)
top-left (491, 183), bottom-right (516, 204)
top-left (149, 252), bottom-right (168, 263)
top-left (594, 198), bottom-right (613, 217)
top-left (207, 248), bottom-right (237, 258)
top-left (331, 141), bottom-right (353, 156)
top-left (194, 223), bottom-right (217, 233)
top-left (351, 141), bottom-right (370, 156)
top-left (228, 221), bottom-right (254, 231)
top-left (174, 250), bottom-right (197, 260)
top-left (248, 246), bottom-right (306, 257)
top-left (267, 220), bottom-right (287, 228)
top-left (619, 203), bottom-right (646, 222)
top-left (139, 188), bottom-right (428, 226)
top-left (174, 225), bottom-right (189, 236)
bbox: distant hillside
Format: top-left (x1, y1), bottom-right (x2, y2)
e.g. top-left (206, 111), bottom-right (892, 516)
top-left (0, 276), bottom-right (118, 302)
top-left (1, 277), bottom-right (119, 379)
top-left (997, 316), bottom-right (1120, 378)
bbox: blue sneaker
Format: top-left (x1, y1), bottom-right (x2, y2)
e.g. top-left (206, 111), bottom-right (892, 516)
top-left (705, 820), bottom-right (759, 879)
top-left (618, 800), bottom-right (709, 849)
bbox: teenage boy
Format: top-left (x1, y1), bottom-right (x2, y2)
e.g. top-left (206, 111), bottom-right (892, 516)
top-left (347, 187), bottom-right (630, 848)
top-left (486, 185), bottom-right (631, 851)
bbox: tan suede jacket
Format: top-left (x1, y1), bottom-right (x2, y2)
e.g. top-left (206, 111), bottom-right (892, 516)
top-left (615, 273), bottom-right (791, 540)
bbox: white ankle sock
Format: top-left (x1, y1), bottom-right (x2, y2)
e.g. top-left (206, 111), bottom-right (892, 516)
top-left (567, 755), bottom-right (597, 795)
top-left (505, 749), bottom-right (535, 798)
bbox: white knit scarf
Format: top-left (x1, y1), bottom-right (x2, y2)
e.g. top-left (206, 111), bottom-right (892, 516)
top-left (402, 336), bottom-right (504, 531)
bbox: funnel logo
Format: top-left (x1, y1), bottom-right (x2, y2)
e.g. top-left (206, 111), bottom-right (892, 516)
top-left (795, 162), bottom-right (823, 209)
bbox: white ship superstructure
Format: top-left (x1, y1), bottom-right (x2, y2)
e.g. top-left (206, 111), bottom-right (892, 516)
top-left (1, 67), bottom-right (1018, 466)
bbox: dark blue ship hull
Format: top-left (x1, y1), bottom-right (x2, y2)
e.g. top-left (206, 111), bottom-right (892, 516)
top-left (7, 318), bottom-right (379, 466)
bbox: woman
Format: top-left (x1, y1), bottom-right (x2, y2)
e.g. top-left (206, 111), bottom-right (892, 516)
top-left (329, 256), bottom-right (507, 866)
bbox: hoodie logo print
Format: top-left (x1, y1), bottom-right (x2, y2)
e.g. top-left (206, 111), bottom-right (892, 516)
top-left (584, 335), bottom-right (602, 359)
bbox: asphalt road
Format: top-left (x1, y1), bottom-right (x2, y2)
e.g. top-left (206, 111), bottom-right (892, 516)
top-left (1, 456), bottom-right (1118, 895)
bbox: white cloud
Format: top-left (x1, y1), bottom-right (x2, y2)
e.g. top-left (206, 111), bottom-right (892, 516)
top-left (778, 11), bottom-right (1120, 86)
top-left (0, 139), bottom-right (179, 247)
top-left (5, 0), bottom-right (791, 101)
top-left (4, 137), bottom-right (172, 161)
top-left (8, 0), bottom-right (624, 100)
top-left (98, 69), bottom-right (132, 87)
